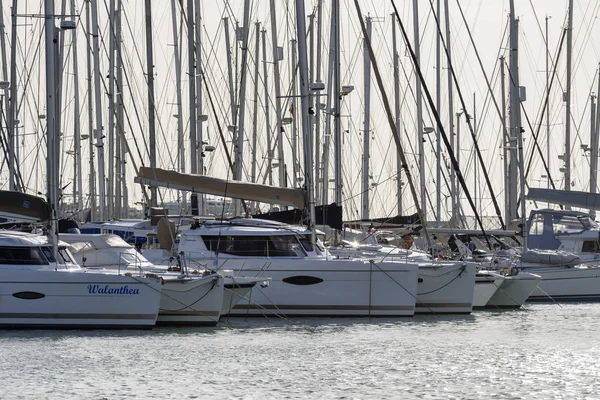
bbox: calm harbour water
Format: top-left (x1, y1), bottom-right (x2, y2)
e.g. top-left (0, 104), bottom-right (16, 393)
top-left (1, 304), bottom-right (599, 399)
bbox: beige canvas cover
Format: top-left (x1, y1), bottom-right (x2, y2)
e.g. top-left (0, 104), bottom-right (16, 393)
top-left (136, 167), bottom-right (306, 209)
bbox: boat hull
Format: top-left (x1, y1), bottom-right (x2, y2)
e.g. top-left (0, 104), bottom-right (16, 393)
top-left (0, 270), bottom-right (162, 329)
top-left (415, 262), bottom-right (476, 314)
top-left (485, 272), bottom-right (541, 308)
top-left (207, 258), bottom-right (419, 317)
top-left (473, 272), bottom-right (504, 309)
top-left (524, 266), bottom-right (600, 302)
top-left (156, 275), bottom-right (224, 326)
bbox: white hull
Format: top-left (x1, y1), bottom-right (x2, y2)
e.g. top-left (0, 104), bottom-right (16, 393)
top-left (415, 262), bottom-right (476, 314)
top-left (523, 265), bottom-right (600, 302)
top-left (205, 257), bottom-right (419, 317)
top-left (0, 270), bottom-right (162, 329)
top-left (221, 275), bottom-right (264, 316)
top-left (486, 272), bottom-right (541, 308)
top-left (473, 272), bottom-right (504, 309)
top-left (157, 275), bottom-right (224, 326)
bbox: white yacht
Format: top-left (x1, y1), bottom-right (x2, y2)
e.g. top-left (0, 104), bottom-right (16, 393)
top-left (61, 233), bottom-right (228, 326)
top-left (327, 233), bottom-right (477, 314)
top-left (0, 231), bottom-right (162, 329)
top-left (441, 232), bottom-right (542, 308)
top-left (166, 219), bottom-right (422, 317)
top-left (492, 209), bottom-right (600, 302)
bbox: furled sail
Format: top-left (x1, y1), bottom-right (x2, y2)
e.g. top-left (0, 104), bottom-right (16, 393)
top-left (135, 167), bottom-right (306, 209)
top-left (0, 190), bottom-right (49, 222)
top-left (527, 188), bottom-right (600, 211)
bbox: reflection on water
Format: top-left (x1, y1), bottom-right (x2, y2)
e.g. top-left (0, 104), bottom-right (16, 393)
top-left (1, 304), bottom-right (599, 399)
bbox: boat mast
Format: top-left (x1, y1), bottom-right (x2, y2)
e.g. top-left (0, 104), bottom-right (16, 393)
top-left (295, 0), bottom-right (315, 243)
top-left (269, 0), bottom-right (286, 190)
top-left (500, 56), bottom-right (509, 223)
top-left (144, 0), bottom-right (157, 208)
top-left (545, 15), bottom-right (551, 192)
top-left (186, 0), bottom-right (197, 214)
top-left (194, 0), bottom-right (204, 215)
top-left (591, 66), bottom-right (599, 205)
top-left (261, 29), bottom-right (273, 187)
top-left (170, 0), bottom-right (185, 211)
top-left (361, 17), bottom-right (371, 220)
top-left (8, 0), bottom-right (17, 191)
top-left (116, 0), bottom-right (126, 218)
top-left (333, 0), bottom-right (342, 237)
top-left (590, 91), bottom-right (596, 200)
top-left (85, 0), bottom-right (96, 221)
top-left (223, 16), bottom-right (237, 173)
top-left (91, 0), bottom-right (106, 219)
top-left (392, 15), bottom-right (402, 216)
top-left (71, 0), bottom-right (83, 219)
top-left (250, 22), bottom-right (260, 212)
top-left (444, 0), bottom-right (456, 222)
top-left (564, 0), bottom-right (573, 192)
top-left (107, 0), bottom-right (115, 219)
top-left (321, 7), bottom-right (335, 207)
top-left (313, 0), bottom-right (323, 205)
top-left (508, 0), bottom-right (521, 220)
top-left (413, 0), bottom-right (426, 219)
top-left (45, 0), bottom-right (58, 259)
top-left (435, 0), bottom-right (441, 224)
top-left (234, 0), bottom-right (250, 216)
top-left (291, 38), bottom-right (299, 188)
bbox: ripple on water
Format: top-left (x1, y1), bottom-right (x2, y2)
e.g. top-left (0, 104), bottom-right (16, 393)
top-left (0, 304), bottom-right (598, 399)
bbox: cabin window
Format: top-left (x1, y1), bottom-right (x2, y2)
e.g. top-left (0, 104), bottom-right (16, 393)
top-left (58, 247), bottom-right (75, 264)
top-left (528, 214), bottom-right (545, 235)
top-left (41, 247), bottom-right (56, 263)
top-left (582, 241), bottom-right (600, 253)
top-left (300, 237), bottom-right (314, 252)
top-left (552, 215), bottom-right (584, 234)
top-left (201, 235), bottom-right (299, 257)
top-left (0, 246), bottom-right (48, 265)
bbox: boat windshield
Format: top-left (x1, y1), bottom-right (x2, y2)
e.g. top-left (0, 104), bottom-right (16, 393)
top-left (552, 214), bottom-right (587, 234)
top-left (0, 246), bottom-right (48, 265)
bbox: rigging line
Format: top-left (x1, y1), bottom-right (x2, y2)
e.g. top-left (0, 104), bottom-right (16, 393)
top-left (353, 0), bottom-right (432, 251)
top-left (202, 70), bottom-right (249, 216)
top-left (424, 0), bottom-right (503, 231)
top-left (108, 1), bottom-right (177, 170)
top-left (90, 1), bottom-right (151, 204)
top-left (521, 28), bottom-right (567, 190)
top-left (454, 2), bottom-right (509, 176)
top-left (388, 1), bottom-right (491, 249)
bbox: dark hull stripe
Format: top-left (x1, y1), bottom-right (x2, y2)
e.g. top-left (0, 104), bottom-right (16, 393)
top-left (224, 283), bottom-right (256, 289)
top-left (527, 294), bottom-right (600, 303)
top-left (0, 313), bottom-right (156, 320)
top-left (158, 311), bottom-right (220, 317)
top-left (233, 304), bottom-right (414, 311)
top-left (0, 324), bottom-right (154, 330)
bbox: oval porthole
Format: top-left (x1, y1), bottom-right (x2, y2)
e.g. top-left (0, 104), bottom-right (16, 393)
top-left (282, 276), bottom-right (324, 285)
top-left (418, 278), bottom-right (424, 283)
top-left (13, 291), bottom-right (45, 300)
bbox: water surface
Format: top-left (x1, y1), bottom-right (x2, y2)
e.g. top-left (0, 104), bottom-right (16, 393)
top-left (1, 304), bottom-right (597, 399)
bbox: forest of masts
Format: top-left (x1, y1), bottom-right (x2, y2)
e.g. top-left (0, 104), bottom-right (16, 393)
top-left (2, 0), bottom-right (600, 230)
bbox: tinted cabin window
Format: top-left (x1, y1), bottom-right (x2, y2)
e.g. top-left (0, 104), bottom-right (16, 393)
top-left (0, 246), bottom-right (48, 265)
top-left (582, 241), bottom-right (600, 253)
top-left (201, 235), bottom-right (298, 257)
